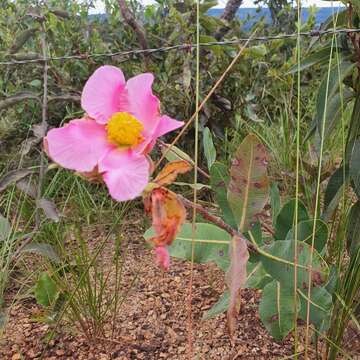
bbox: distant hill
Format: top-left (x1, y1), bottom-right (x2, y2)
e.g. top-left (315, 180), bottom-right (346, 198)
top-left (93, 7), bottom-right (344, 29)
top-left (208, 7), bottom-right (344, 27)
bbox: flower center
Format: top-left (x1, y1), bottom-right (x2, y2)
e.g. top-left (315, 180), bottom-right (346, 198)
top-left (106, 112), bottom-right (144, 147)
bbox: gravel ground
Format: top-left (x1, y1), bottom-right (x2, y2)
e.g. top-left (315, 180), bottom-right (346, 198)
top-left (0, 212), bottom-right (357, 359)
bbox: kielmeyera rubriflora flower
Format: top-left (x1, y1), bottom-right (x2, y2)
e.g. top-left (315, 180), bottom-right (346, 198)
top-left (44, 65), bottom-right (184, 201)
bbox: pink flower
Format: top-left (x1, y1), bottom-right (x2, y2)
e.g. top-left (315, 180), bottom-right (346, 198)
top-left (45, 66), bottom-right (183, 201)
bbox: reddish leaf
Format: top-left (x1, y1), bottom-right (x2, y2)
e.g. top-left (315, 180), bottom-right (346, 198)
top-left (225, 235), bottom-right (249, 345)
top-left (227, 134), bottom-right (269, 232)
top-left (145, 187), bottom-right (186, 270)
top-left (154, 160), bottom-right (192, 186)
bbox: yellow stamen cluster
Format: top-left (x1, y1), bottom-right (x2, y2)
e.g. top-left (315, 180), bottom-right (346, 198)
top-left (106, 112), bottom-right (144, 147)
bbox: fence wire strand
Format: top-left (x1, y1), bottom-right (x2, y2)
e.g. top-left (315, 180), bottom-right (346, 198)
top-left (1, 28), bottom-right (360, 66)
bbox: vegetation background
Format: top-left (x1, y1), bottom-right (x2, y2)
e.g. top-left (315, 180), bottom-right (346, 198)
top-left (0, 0), bottom-right (359, 359)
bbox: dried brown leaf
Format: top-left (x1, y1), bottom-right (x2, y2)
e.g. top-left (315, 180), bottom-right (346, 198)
top-left (154, 160), bottom-right (192, 187)
top-left (0, 169), bottom-right (32, 192)
top-left (225, 235), bottom-right (249, 345)
top-left (36, 198), bottom-right (60, 222)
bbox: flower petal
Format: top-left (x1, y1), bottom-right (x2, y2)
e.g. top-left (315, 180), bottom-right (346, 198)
top-left (81, 65), bottom-right (127, 124)
top-left (126, 73), bottom-right (160, 135)
top-left (45, 119), bottom-right (111, 172)
top-left (99, 149), bottom-right (149, 201)
top-left (155, 246), bottom-right (170, 271)
top-left (152, 115), bottom-right (184, 138)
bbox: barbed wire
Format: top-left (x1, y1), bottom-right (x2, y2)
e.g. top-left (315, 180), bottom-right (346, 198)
top-left (1, 28), bottom-right (360, 66)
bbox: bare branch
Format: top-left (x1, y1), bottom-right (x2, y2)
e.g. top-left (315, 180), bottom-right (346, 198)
top-left (48, 94), bottom-right (80, 102)
top-left (118, 0), bottom-right (149, 65)
top-left (215, 0), bottom-right (243, 40)
top-left (0, 92), bottom-right (41, 111)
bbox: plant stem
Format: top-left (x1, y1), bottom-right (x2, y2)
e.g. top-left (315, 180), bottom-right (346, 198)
top-left (35, 23), bottom-right (49, 228)
top-left (178, 194), bottom-right (257, 253)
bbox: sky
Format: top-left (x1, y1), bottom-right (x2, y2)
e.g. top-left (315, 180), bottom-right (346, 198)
top-left (91, 0), bottom-right (343, 11)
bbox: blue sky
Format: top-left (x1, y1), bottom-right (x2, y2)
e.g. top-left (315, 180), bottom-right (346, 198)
top-left (92, 0), bottom-right (343, 10)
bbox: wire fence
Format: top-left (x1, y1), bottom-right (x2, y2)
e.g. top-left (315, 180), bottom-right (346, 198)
top-left (1, 28), bottom-right (360, 66)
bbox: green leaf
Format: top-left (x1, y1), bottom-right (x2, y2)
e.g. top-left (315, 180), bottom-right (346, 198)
top-left (323, 89), bottom-right (354, 139)
top-left (285, 219), bottom-right (328, 253)
top-left (298, 287), bottom-right (333, 332)
top-left (274, 199), bottom-right (309, 240)
top-left (203, 291), bottom-right (229, 320)
top-left (29, 79), bottom-right (42, 88)
top-left (350, 139), bottom-right (360, 197)
top-left (0, 214), bottom-right (10, 242)
top-left (247, 221), bottom-right (263, 247)
top-left (325, 266), bottom-right (339, 295)
top-left (244, 44), bottom-right (268, 59)
top-left (173, 182), bottom-right (210, 190)
top-left (351, 0), bottom-right (360, 18)
top-left (270, 182), bottom-right (281, 226)
top-left (199, 35), bottom-right (223, 56)
top-left (316, 61), bottom-right (356, 139)
top-left (203, 127), bottom-right (216, 170)
top-left (227, 134), bottom-right (270, 232)
top-left (247, 221), bottom-right (263, 262)
top-left (35, 272), bottom-right (58, 307)
top-left (259, 280), bottom-right (297, 340)
top-left (160, 144), bottom-right (192, 163)
top-left (346, 201), bottom-right (360, 258)
top-left (144, 223), bottom-right (231, 270)
top-left (246, 261), bottom-right (272, 289)
top-left (199, 0), bottom-right (218, 13)
top-left (287, 47), bottom-right (334, 74)
top-left (324, 165), bottom-right (349, 211)
top-left (210, 162), bottom-right (236, 228)
top-left (10, 27), bottom-right (38, 54)
top-left (259, 240), bottom-right (328, 291)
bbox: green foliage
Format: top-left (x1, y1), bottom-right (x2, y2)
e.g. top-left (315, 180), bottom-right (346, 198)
top-left (35, 272), bottom-right (59, 307)
top-left (346, 201), bottom-right (360, 258)
top-left (274, 199), bottom-right (309, 240)
top-left (259, 240), bottom-right (328, 291)
top-left (161, 144), bottom-right (192, 163)
top-left (203, 127), bottom-right (216, 170)
top-left (145, 223), bottom-right (231, 271)
top-left (298, 287), bottom-right (333, 332)
top-left (209, 162), bottom-right (236, 228)
top-left (350, 139), bottom-right (360, 196)
top-left (315, 61), bottom-right (355, 139)
top-left (269, 182), bottom-right (281, 226)
top-left (323, 165), bottom-right (348, 212)
top-left (203, 291), bottom-right (229, 320)
top-left (259, 280), bottom-right (297, 340)
top-left (285, 219), bottom-right (328, 253)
